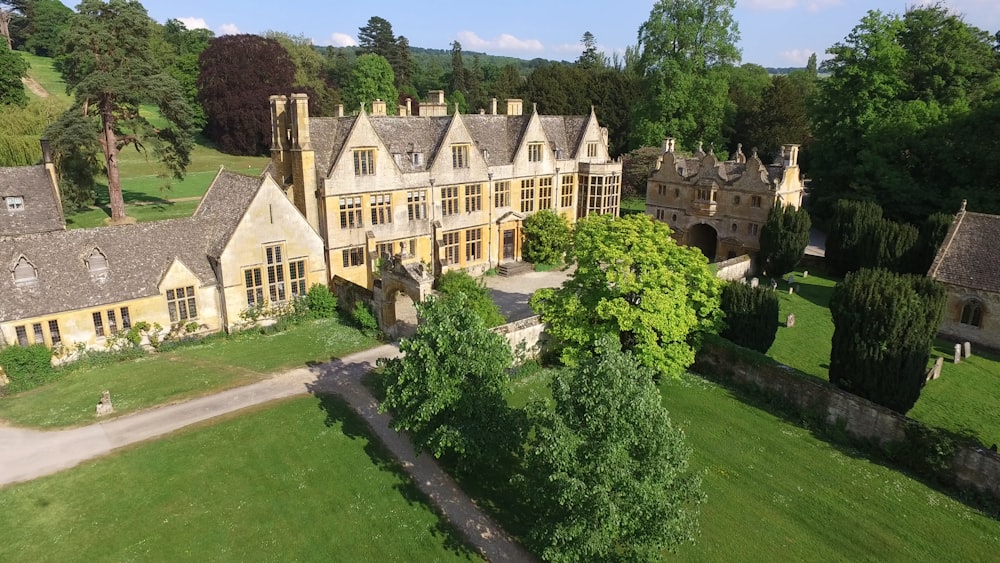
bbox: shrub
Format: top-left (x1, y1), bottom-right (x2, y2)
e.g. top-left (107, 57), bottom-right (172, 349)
top-left (521, 209), bottom-right (571, 266)
top-left (436, 270), bottom-right (505, 328)
top-left (720, 282), bottom-right (779, 353)
top-left (352, 301), bottom-right (380, 338)
top-left (825, 199), bottom-right (920, 275)
top-left (304, 283), bottom-right (338, 318)
top-left (758, 203), bottom-right (811, 277)
top-left (0, 344), bottom-right (55, 393)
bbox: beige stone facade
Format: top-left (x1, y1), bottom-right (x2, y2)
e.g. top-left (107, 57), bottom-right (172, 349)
top-left (645, 139), bottom-right (805, 261)
top-left (268, 93), bottom-right (622, 292)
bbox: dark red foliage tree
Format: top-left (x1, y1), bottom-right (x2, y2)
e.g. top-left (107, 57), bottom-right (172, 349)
top-left (197, 34), bottom-right (296, 155)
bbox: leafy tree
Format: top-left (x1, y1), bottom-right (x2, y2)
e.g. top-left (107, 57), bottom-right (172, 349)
top-left (436, 270), bottom-right (505, 328)
top-left (758, 203), bottom-right (811, 277)
top-left (22, 0), bottom-right (71, 56)
top-left (356, 16), bottom-right (396, 59)
top-left (522, 337), bottom-right (703, 562)
top-left (719, 282), bottom-right (778, 353)
top-left (265, 31), bottom-right (340, 116)
top-left (576, 30), bottom-right (607, 69)
top-left (346, 53), bottom-right (397, 115)
top-left (522, 63), bottom-right (588, 116)
top-left (521, 208), bottom-right (571, 266)
top-left (621, 145), bottom-right (661, 198)
top-left (394, 35), bottom-right (413, 90)
top-left (48, 0), bottom-right (194, 223)
top-left (829, 268), bottom-right (946, 414)
top-left (157, 18), bottom-right (213, 130)
top-left (742, 75), bottom-right (811, 162)
top-left (586, 65), bottom-right (639, 155)
top-left (721, 63), bottom-right (770, 153)
top-left (632, 0), bottom-right (740, 150)
top-left (449, 40), bottom-right (466, 94)
top-left (198, 34), bottom-right (296, 155)
top-left (0, 41), bottom-right (27, 106)
top-left (913, 212), bottom-right (953, 274)
top-left (377, 293), bottom-right (521, 474)
top-left (492, 63), bottom-right (523, 109)
top-left (824, 199), bottom-right (919, 275)
top-left (531, 213), bottom-right (722, 379)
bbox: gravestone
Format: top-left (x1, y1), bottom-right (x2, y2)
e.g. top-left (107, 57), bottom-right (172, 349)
top-left (803, 271), bottom-right (809, 278)
top-left (786, 313), bottom-right (796, 328)
top-left (954, 343), bottom-right (962, 364)
top-left (964, 341), bottom-right (972, 359)
top-left (933, 356), bottom-right (943, 380)
top-left (788, 286), bottom-right (794, 295)
top-left (96, 390), bottom-right (113, 416)
top-left (750, 277), bottom-right (759, 288)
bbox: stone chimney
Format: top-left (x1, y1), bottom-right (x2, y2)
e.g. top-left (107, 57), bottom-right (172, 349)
top-left (269, 95), bottom-right (292, 184)
top-left (506, 99), bottom-right (523, 116)
top-left (289, 93), bottom-right (311, 150)
top-left (422, 90), bottom-right (448, 117)
top-left (336, 104), bottom-right (344, 117)
top-left (491, 97), bottom-right (497, 115)
top-left (662, 137), bottom-right (676, 154)
top-left (371, 99), bottom-right (387, 116)
top-left (406, 97), bottom-right (412, 116)
top-left (782, 144), bottom-right (800, 168)
top-left (39, 138), bottom-right (61, 210)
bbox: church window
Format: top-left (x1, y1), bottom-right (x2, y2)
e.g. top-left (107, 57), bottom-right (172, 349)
top-left (353, 148), bottom-right (376, 176)
top-left (167, 286), bottom-right (198, 323)
top-left (960, 300), bottom-right (984, 328)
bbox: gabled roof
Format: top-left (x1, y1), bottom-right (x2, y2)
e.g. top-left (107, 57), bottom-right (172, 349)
top-left (0, 165), bottom-right (65, 237)
top-left (309, 116), bottom-right (357, 177)
top-left (369, 115), bottom-right (450, 172)
top-left (539, 115), bottom-right (588, 159)
top-left (194, 169), bottom-right (265, 258)
top-left (0, 218), bottom-right (216, 323)
top-left (929, 211), bottom-right (1000, 294)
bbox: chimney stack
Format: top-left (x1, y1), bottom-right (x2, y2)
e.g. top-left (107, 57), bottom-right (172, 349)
top-left (506, 98), bottom-right (523, 116)
top-left (491, 97), bottom-right (497, 115)
top-left (371, 99), bottom-right (387, 116)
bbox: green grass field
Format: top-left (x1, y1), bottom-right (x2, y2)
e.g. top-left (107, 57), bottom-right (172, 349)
top-left (0, 318), bottom-right (379, 428)
top-left (0, 396), bottom-right (479, 562)
top-left (766, 269), bottom-right (1000, 448)
top-left (21, 52), bottom-right (72, 103)
top-left (510, 369), bottom-right (1000, 561)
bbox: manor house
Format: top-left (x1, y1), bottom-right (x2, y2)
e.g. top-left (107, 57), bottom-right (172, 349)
top-left (267, 92), bottom-right (622, 291)
top-left (644, 139), bottom-right (805, 261)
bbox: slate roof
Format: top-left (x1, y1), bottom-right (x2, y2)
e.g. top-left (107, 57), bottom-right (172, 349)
top-left (0, 165), bottom-right (65, 237)
top-left (930, 211), bottom-right (1000, 294)
top-left (0, 218), bottom-right (216, 323)
top-left (369, 115), bottom-right (450, 172)
top-left (194, 169), bottom-right (264, 258)
top-left (309, 116), bottom-right (356, 177)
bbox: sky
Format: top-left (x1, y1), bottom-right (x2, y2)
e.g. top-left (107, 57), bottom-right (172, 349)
top-left (61, 1), bottom-right (1000, 68)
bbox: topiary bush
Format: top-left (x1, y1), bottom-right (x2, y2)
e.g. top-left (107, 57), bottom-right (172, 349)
top-left (0, 344), bottom-right (56, 393)
top-left (720, 281), bottom-right (779, 353)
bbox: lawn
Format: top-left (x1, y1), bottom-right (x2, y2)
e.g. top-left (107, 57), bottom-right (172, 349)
top-left (21, 52), bottom-right (72, 103)
top-left (509, 369), bottom-right (1000, 561)
top-left (0, 396), bottom-right (478, 562)
top-left (0, 318), bottom-right (379, 428)
top-left (766, 269), bottom-right (1000, 448)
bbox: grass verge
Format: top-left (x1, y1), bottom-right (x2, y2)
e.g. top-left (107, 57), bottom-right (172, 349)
top-left (0, 396), bottom-right (478, 562)
top-left (0, 318), bottom-right (379, 428)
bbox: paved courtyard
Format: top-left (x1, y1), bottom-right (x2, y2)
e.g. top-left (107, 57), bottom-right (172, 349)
top-left (482, 267), bottom-right (573, 321)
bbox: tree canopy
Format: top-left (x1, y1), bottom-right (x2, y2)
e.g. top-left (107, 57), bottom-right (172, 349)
top-left (758, 203), bottom-right (811, 277)
top-left (346, 53), bottom-right (397, 115)
top-left (197, 34), bottom-right (296, 155)
top-left (48, 0), bottom-right (194, 221)
top-left (0, 41), bottom-right (28, 106)
top-left (522, 337), bottom-right (703, 561)
top-left (521, 208), bottom-right (572, 267)
top-left (531, 213), bottom-right (722, 379)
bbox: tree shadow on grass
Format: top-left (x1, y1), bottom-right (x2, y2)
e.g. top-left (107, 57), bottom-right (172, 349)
top-left (302, 358), bottom-right (478, 560)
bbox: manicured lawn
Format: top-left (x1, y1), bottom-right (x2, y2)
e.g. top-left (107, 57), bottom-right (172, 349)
top-left (0, 396), bottom-right (479, 562)
top-left (620, 196), bottom-right (646, 215)
top-left (766, 269), bottom-right (1000, 447)
top-left (21, 52), bottom-right (72, 102)
top-left (65, 200), bottom-right (202, 228)
top-left (0, 318), bottom-right (379, 428)
top-left (507, 369), bottom-right (1000, 560)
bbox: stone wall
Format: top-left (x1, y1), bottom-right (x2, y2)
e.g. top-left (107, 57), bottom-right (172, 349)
top-left (331, 275), bottom-right (374, 314)
top-left (714, 253), bottom-right (753, 282)
top-left (694, 338), bottom-right (1000, 502)
top-left (493, 315), bottom-right (546, 361)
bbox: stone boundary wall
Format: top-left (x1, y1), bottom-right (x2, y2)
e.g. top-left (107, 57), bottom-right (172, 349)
top-left (694, 339), bottom-right (1000, 502)
top-left (331, 275), bottom-right (374, 314)
top-left (493, 315), bottom-right (545, 361)
top-left (714, 254), bottom-right (753, 281)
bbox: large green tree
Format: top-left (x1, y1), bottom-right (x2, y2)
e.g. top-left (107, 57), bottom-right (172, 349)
top-left (521, 208), bottom-right (571, 266)
top-left (435, 270), bottom-right (505, 328)
top-left (356, 16), bottom-right (411, 91)
top-left (48, 0), bottom-right (194, 222)
top-left (719, 281), bottom-right (779, 353)
top-left (346, 53), bottom-right (397, 115)
top-left (377, 293), bottom-right (521, 474)
top-left (0, 41), bottom-right (27, 106)
top-left (757, 203), bottom-right (811, 278)
top-left (829, 268), bottom-right (946, 414)
top-left (265, 31), bottom-right (340, 116)
top-left (197, 34), bottom-right (296, 155)
top-left (522, 337), bottom-right (703, 561)
top-left (531, 213), bottom-right (722, 379)
top-left (632, 0), bottom-right (740, 150)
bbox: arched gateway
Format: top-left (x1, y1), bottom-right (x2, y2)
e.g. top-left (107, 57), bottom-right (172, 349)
top-left (687, 223), bottom-right (719, 261)
top-left (373, 255), bottom-right (435, 339)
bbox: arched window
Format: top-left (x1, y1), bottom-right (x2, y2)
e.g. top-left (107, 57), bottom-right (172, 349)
top-left (960, 300), bottom-right (984, 328)
top-left (87, 248), bottom-right (108, 272)
top-left (12, 257), bottom-right (37, 284)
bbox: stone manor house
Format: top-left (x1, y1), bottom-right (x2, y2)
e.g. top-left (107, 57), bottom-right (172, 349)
top-left (644, 138), bottom-right (805, 261)
top-left (0, 93), bottom-right (621, 351)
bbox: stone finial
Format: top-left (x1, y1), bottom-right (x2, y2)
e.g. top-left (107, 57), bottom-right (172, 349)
top-left (961, 199), bottom-right (967, 212)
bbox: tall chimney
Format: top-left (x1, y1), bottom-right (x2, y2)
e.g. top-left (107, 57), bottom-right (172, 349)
top-left (491, 97), bottom-right (497, 115)
top-left (506, 98), bottom-right (523, 116)
top-left (406, 97), bottom-right (412, 116)
top-left (289, 93), bottom-right (311, 150)
top-left (371, 99), bottom-right (387, 116)
top-left (336, 104), bottom-right (344, 118)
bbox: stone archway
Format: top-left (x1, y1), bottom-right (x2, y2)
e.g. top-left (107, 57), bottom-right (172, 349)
top-left (373, 255), bottom-right (435, 339)
top-left (688, 223), bottom-right (719, 261)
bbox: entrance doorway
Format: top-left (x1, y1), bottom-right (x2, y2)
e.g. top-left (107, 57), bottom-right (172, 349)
top-left (688, 223), bottom-right (718, 260)
top-left (503, 229), bottom-right (515, 261)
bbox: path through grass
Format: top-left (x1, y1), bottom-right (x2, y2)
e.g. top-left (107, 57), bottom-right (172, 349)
top-left (0, 318), bottom-right (378, 428)
top-left (0, 396), bottom-right (479, 562)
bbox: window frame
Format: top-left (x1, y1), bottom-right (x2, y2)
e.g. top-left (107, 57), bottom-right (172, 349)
top-left (166, 286), bottom-right (198, 323)
top-left (451, 144), bottom-right (470, 168)
top-left (339, 196), bottom-right (363, 229)
top-left (4, 196), bottom-right (24, 211)
top-left (527, 143), bottom-right (543, 162)
top-left (441, 185), bottom-right (460, 217)
top-left (353, 148), bottom-right (376, 176)
top-left (342, 247), bottom-right (365, 268)
top-left (464, 183), bottom-right (482, 213)
top-left (520, 179), bottom-right (536, 213)
top-left (494, 181), bottom-right (510, 208)
top-left (465, 228), bottom-right (482, 261)
top-left (442, 231), bottom-right (460, 265)
top-left (370, 192), bottom-right (393, 225)
top-left (407, 190), bottom-right (427, 221)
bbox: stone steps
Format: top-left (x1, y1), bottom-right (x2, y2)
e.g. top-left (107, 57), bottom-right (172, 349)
top-left (497, 261), bottom-right (534, 277)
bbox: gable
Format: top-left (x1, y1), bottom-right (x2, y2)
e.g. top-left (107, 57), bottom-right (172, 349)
top-left (325, 111), bottom-right (404, 192)
top-left (931, 211), bottom-right (1000, 294)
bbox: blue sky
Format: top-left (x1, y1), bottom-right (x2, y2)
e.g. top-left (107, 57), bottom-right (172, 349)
top-left (63, 1), bottom-right (1000, 68)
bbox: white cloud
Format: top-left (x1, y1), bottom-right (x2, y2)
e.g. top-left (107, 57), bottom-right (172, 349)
top-left (217, 23), bottom-right (240, 36)
top-left (455, 31), bottom-right (543, 53)
top-left (328, 32), bottom-right (357, 47)
top-left (779, 49), bottom-right (815, 66)
top-left (176, 17), bottom-right (209, 30)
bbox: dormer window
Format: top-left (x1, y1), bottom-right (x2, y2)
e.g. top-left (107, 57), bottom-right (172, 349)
top-left (4, 196), bottom-right (24, 211)
top-left (412, 152), bottom-right (423, 166)
top-left (87, 248), bottom-right (108, 272)
top-left (12, 257), bottom-right (37, 284)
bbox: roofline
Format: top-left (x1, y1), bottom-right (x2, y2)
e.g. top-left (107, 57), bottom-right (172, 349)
top-left (928, 208), bottom-right (966, 279)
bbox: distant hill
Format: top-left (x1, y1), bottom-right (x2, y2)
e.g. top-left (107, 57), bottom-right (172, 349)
top-left (766, 67), bottom-right (807, 75)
